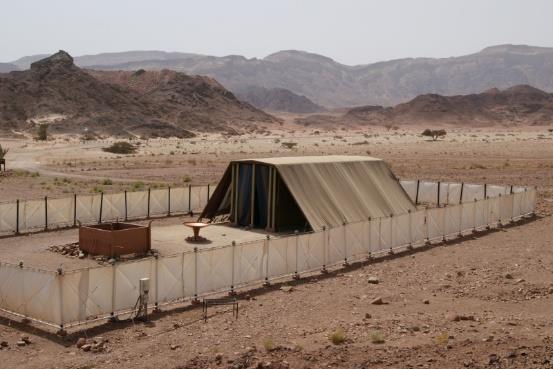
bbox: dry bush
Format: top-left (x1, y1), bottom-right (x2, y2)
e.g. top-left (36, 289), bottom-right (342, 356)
top-left (329, 328), bottom-right (346, 345)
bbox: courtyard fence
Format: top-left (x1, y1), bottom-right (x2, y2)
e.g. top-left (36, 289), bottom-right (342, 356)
top-left (0, 180), bottom-right (537, 330)
top-left (0, 184), bottom-right (214, 236)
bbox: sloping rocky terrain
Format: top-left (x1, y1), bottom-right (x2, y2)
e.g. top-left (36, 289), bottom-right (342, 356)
top-left (296, 85), bottom-right (553, 127)
top-left (234, 85), bottom-right (324, 113)
top-left (0, 51), bottom-right (278, 137)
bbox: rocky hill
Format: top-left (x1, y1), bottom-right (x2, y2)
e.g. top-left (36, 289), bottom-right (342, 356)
top-left (0, 51), bottom-right (278, 137)
top-left (234, 86), bottom-right (324, 113)
top-left (0, 63), bottom-right (18, 73)
top-left (11, 44), bottom-right (553, 107)
top-left (296, 85), bottom-right (553, 127)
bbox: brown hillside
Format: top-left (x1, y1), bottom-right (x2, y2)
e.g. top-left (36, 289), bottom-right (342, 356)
top-left (296, 85), bottom-right (553, 127)
top-left (0, 51), bottom-right (278, 138)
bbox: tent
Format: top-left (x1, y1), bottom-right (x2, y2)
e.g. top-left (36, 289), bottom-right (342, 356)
top-left (200, 156), bottom-right (415, 232)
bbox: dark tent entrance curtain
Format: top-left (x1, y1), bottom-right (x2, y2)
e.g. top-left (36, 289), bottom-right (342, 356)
top-left (221, 162), bottom-right (309, 232)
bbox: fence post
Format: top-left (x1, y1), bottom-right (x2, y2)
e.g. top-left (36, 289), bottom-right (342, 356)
top-left (458, 203), bottom-right (463, 237)
top-left (168, 186), bottom-right (171, 216)
top-left (73, 194), bottom-right (77, 227)
top-left (44, 196), bottom-right (48, 231)
top-left (57, 267), bottom-right (65, 334)
top-left (124, 190), bottom-right (128, 221)
top-left (437, 181), bottom-right (441, 208)
top-left (98, 192), bottom-right (104, 224)
top-left (407, 210), bottom-right (413, 249)
top-left (415, 180), bottom-right (420, 205)
top-left (484, 183), bottom-right (487, 199)
top-left (154, 255), bottom-right (159, 312)
top-left (441, 206), bottom-right (447, 243)
top-left (230, 241), bottom-right (236, 294)
top-left (342, 223), bottom-right (349, 266)
top-left (193, 247), bottom-right (199, 303)
top-left (207, 184), bottom-right (210, 202)
top-left (459, 182), bottom-right (464, 204)
top-left (321, 226), bottom-right (328, 273)
top-left (294, 231), bottom-right (301, 278)
top-left (378, 217), bottom-right (382, 251)
top-left (188, 185), bottom-right (192, 214)
top-left (473, 199), bottom-right (477, 232)
top-left (264, 235), bottom-right (270, 286)
top-left (147, 188), bottom-right (151, 219)
top-left (110, 264), bottom-right (116, 321)
top-left (367, 218), bottom-right (372, 258)
top-left (15, 199), bottom-right (19, 235)
top-left (389, 214), bottom-right (394, 254)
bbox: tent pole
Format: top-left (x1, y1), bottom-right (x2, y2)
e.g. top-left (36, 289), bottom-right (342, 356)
top-left (271, 168), bottom-right (277, 231)
top-left (266, 166), bottom-right (273, 231)
top-left (250, 164), bottom-right (256, 227)
top-left (230, 163), bottom-right (235, 225)
top-left (234, 164), bottom-right (240, 225)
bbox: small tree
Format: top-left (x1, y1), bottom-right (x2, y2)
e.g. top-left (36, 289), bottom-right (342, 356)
top-left (0, 144), bottom-right (8, 159)
top-left (421, 129), bottom-right (446, 141)
top-left (36, 123), bottom-right (49, 141)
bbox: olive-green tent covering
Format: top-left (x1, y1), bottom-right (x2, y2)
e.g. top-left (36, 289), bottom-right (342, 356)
top-left (200, 156), bottom-right (415, 232)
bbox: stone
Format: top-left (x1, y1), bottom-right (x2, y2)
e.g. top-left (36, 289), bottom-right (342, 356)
top-left (16, 341), bottom-right (26, 347)
top-left (215, 352), bottom-right (224, 363)
top-left (483, 335), bottom-right (494, 342)
top-left (170, 344), bottom-right (180, 350)
top-left (446, 313), bottom-right (460, 322)
top-left (76, 338), bottom-right (86, 348)
top-left (280, 286), bottom-right (294, 293)
top-left (368, 276), bottom-right (380, 284)
top-left (81, 344), bottom-right (92, 352)
top-left (21, 335), bottom-right (31, 344)
top-left (488, 354), bottom-right (500, 364)
top-left (504, 273), bottom-right (513, 279)
top-left (423, 299), bottom-right (430, 304)
top-left (364, 313), bottom-right (372, 319)
top-left (0, 341), bottom-right (8, 347)
top-left (371, 297), bottom-right (384, 305)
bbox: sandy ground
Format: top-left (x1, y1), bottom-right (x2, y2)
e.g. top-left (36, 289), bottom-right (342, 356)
top-left (0, 126), bottom-right (553, 368)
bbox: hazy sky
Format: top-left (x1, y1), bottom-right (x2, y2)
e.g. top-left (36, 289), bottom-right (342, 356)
top-left (2, 0), bottom-right (553, 64)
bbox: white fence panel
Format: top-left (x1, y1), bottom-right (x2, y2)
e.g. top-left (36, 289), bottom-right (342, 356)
top-left (345, 222), bottom-right (366, 260)
top-left (445, 183), bottom-right (463, 205)
top-left (114, 259), bottom-right (156, 311)
top-left (156, 255), bottom-right (185, 303)
top-left (328, 226), bottom-right (345, 265)
top-left (23, 269), bottom-right (61, 325)
top-left (169, 187), bottom-right (188, 214)
top-left (62, 267), bottom-right (113, 324)
top-left (418, 181), bottom-right (438, 204)
top-left (233, 240), bottom-right (266, 287)
top-left (0, 202), bottom-right (17, 233)
top-left (196, 246), bottom-right (233, 294)
top-left (47, 197), bottom-right (74, 228)
top-left (102, 193), bottom-right (126, 222)
top-left (126, 191), bottom-right (148, 219)
top-left (462, 184), bottom-right (485, 202)
top-left (426, 207), bottom-right (444, 241)
top-left (267, 237), bottom-right (296, 279)
top-left (76, 194), bottom-right (101, 224)
top-left (410, 210), bottom-right (426, 244)
top-left (20, 199), bottom-right (45, 231)
top-left (392, 213), bottom-right (410, 248)
top-left (150, 189), bottom-right (169, 216)
top-left (0, 264), bottom-right (26, 317)
top-left (297, 231), bottom-right (325, 272)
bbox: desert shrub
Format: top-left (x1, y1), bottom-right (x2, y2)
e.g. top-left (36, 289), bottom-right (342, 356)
top-left (263, 338), bottom-right (275, 352)
top-left (370, 331), bottom-right (385, 344)
top-left (329, 328), bottom-right (346, 345)
top-left (36, 123), bottom-right (49, 141)
top-left (102, 179), bottom-right (113, 185)
top-left (103, 141), bottom-right (137, 154)
top-left (421, 129), bottom-right (447, 141)
top-left (131, 181), bottom-right (145, 191)
top-left (0, 144), bottom-right (8, 159)
top-left (182, 175), bottom-right (192, 183)
top-left (435, 332), bottom-right (449, 345)
top-left (281, 142), bottom-right (298, 149)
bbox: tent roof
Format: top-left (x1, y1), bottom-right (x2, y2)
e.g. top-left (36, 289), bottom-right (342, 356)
top-left (233, 155), bottom-right (382, 166)
top-left (230, 155), bottom-right (415, 230)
